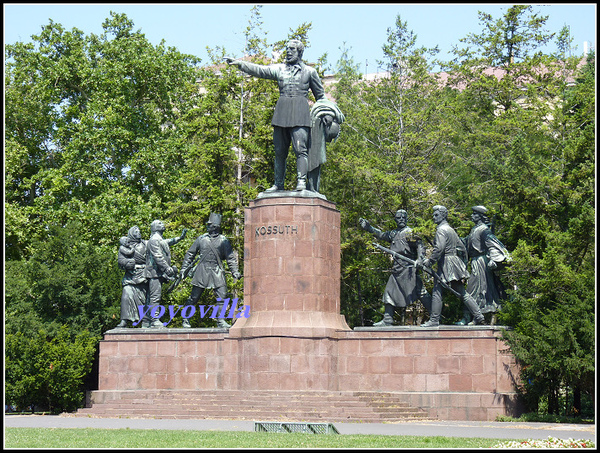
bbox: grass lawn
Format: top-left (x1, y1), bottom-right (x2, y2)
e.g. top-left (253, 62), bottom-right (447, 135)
top-left (5, 427), bottom-right (509, 448)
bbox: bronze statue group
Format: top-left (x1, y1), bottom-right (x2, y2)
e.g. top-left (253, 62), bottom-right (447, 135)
top-left (117, 41), bottom-right (510, 329)
top-left (360, 205), bottom-right (511, 328)
top-left (117, 214), bottom-right (240, 329)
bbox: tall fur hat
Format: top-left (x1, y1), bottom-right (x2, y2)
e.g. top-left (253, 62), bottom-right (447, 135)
top-left (207, 213), bottom-right (222, 225)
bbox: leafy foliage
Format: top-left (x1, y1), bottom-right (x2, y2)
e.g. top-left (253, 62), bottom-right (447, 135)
top-left (5, 327), bottom-right (98, 413)
top-left (4, 6), bottom-right (595, 418)
top-left (440, 5), bottom-right (595, 415)
top-left (4, 11), bottom-right (200, 412)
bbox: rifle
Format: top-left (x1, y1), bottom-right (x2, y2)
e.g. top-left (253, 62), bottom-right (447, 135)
top-left (372, 242), bottom-right (462, 298)
top-left (165, 256), bottom-right (201, 295)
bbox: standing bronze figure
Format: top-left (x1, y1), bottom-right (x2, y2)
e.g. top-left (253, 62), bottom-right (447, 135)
top-left (360, 210), bottom-right (432, 326)
top-left (143, 220), bottom-right (187, 328)
top-left (225, 40), bottom-right (326, 192)
top-left (179, 213), bottom-right (241, 328)
top-left (420, 205), bottom-right (485, 327)
top-left (117, 226), bottom-right (147, 328)
top-left (457, 205), bottom-right (511, 325)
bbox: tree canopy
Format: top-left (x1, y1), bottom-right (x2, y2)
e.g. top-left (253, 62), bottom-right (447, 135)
top-left (5, 6), bottom-right (594, 417)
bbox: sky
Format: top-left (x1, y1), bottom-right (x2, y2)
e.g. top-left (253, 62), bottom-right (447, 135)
top-left (3, 3), bottom-right (597, 74)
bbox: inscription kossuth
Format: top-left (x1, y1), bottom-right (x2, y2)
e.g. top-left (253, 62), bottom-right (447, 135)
top-left (255, 225), bottom-right (299, 238)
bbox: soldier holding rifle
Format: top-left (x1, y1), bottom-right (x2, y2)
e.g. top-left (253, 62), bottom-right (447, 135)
top-left (359, 210), bottom-right (432, 326)
top-left (419, 205), bottom-right (485, 327)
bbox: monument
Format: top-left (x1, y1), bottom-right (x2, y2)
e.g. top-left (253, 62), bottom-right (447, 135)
top-left (85, 197), bottom-right (521, 421)
top-left (80, 43), bottom-right (522, 422)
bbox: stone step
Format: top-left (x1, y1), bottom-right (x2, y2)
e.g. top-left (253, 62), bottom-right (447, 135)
top-left (96, 396), bottom-right (413, 407)
top-left (79, 399), bottom-right (422, 411)
top-left (77, 390), bottom-right (430, 421)
top-left (80, 402), bottom-right (424, 417)
top-left (98, 390), bottom-right (414, 402)
top-left (75, 406), bottom-right (428, 421)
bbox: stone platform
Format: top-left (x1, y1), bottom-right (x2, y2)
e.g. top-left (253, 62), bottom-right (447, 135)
top-left (78, 195), bottom-right (523, 421)
top-left (80, 324), bottom-right (522, 421)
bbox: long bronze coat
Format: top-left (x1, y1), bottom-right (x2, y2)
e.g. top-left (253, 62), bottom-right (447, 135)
top-left (429, 220), bottom-right (469, 284)
top-left (180, 233), bottom-right (239, 290)
top-left (465, 222), bottom-right (510, 313)
top-left (237, 61), bottom-right (326, 128)
top-left (372, 226), bottom-right (426, 308)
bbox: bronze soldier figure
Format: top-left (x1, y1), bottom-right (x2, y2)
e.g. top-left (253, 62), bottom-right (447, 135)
top-left (143, 220), bottom-right (187, 328)
top-left (179, 213), bottom-right (241, 328)
top-left (420, 205), bottom-right (485, 327)
top-left (360, 210), bottom-right (432, 326)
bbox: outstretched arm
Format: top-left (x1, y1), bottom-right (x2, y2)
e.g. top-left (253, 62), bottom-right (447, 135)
top-left (358, 218), bottom-right (390, 242)
top-left (224, 57), bottom-right (278, 81)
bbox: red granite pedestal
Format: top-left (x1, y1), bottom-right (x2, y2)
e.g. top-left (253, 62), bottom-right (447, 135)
top-left (83, 194), bottom-right (524, 421)
top-left (227, 195), bottom-right (351, 391)
top-left (229, 195), bottom-right (350, 338)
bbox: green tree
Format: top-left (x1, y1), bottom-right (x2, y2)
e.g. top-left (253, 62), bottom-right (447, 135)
top-left (498, 52), bottom-right (595, 416)
top-left (441, 5), bottom-right (595, 415)
top-left (5, 11), bottom-right (200, 409)
top-left (327, 16), bottom-right (448, 326)
top-left (5, 12), bottom-right (200, 260)
top-left (6, 327), bottom-right (98, 413)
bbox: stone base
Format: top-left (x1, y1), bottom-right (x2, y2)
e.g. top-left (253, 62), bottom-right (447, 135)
top-left (88, 325), bottom-right (523, 421)
top-left (232, 195), bottom-right (350, 338)
top-left (227, 310), bottom-right (351, 338)
top-left (256, 189), bottom-right (328, 201)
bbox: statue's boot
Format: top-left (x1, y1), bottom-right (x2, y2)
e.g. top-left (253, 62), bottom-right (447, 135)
top-left (266, 156), bottom-right (286, 192)
top-left (213, 299), bottom-right (231, 328)
top-left (463, 293), bottom-right (485, 325)
top-left (421, 292), bottom-right (440, 327)
top-left (117, 320), bottom-right (128, 328)
top-left (295, 156), bottom-right (308, 191)
top-left (182, 319), bottom-right (191, 328)
top-left (421, 310), bottom-right (440, 327)
top-left (455, 309), bottom-right (472, 325)
top-left (150, 318), bottom-right (165, 328)
top-left (296, 176), bottom-right (307, 191)
top-left (265, 184), bottom-right (283, 193)
top-left (373, 305), bottom-right (394, 327)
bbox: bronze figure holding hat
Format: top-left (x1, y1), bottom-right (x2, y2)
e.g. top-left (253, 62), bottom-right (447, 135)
top-left (225, 40), bottom-right (327, 192)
